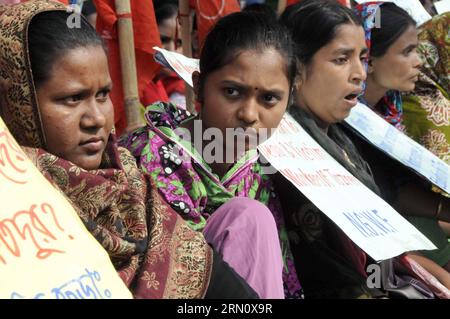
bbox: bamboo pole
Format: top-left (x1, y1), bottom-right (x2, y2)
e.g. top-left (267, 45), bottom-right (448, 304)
top-left (114, 0), bottom-right (143, 132)
top-left (179, 0), bottom-right (196, 114)
top-left (277, 0), bottom-right (287, 16)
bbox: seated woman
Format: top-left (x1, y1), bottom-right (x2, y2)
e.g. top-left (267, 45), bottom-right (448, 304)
top-left (120, 11), bottom-right (302, 299)
top-left (352, 2), bottom-right (450, 289)
top-left (278, 0), bottom-right (450, 299)
top-left (402, 12), bottom-right (450, 165)
top-left (0, 0), bottom-right (262, 299)
top-left (401, 12), bottom-right (450, 254)
top-left (277, 0), bottom-right (380, 299)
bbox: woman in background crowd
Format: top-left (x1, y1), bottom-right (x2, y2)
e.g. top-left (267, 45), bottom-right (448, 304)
top-left (352, 1), bottom-right (450, 290)
top-left (142, 0), bottom-right (186, 109)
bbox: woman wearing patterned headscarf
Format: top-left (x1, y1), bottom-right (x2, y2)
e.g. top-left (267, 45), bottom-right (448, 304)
top-left (352, 2), bottom-right (450, 290)
top-left (401, 11), bottom-right (450, 271)
top-left (402, 13), bottom-right (450, 165)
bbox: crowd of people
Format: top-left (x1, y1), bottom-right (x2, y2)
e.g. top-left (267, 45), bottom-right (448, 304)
top-left (0, 0), bottom-right (449, 299)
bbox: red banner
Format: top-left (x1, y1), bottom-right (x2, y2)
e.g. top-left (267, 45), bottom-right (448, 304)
top-left (11, 0), bottom-right (68, 3)
top-left (189, 0), bottom-right (240, 48)
top-left (94, 0), bottom-right (161, 135)
top-left (286, 0), bottom-right (351, 8)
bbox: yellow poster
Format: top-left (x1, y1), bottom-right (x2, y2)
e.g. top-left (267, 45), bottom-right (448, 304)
top-left (0, 117), bottom-right (132, 299)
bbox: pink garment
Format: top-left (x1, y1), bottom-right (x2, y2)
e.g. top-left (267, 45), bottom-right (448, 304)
top-left (203, 197), bottom-right (284, 299)
top-left (400, 255), bottom-right (450, 299)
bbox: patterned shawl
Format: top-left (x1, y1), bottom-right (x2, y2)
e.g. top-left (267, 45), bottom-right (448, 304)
top-left (119, 101), bottom-right (304, 299)
top-left (355, 1), bottom-right (404, 130)
top-left (402, 13), bottom-right (450, 165)
top-left (416, 12), bottom-right (450, 95)
top-left (0, 0), bottom-right (212, 298)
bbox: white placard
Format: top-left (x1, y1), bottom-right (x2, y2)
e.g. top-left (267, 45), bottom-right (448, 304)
top-left (153, 47), bottom-right (199, 87)
top-left (345, 102), bottom-right (450, 194)
top-left (355, 0), bottom-right (432, 25)
top-left (259, 113), bottom-right (435, 261)
top-left (153, 48), bottom-right (436, 261)
top-left (434, 0), bottom-right (450, 14)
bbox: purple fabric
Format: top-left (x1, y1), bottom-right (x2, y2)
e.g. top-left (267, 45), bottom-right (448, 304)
top-left (119, 102), bottom-right (303, 298)
top-left (203, 197), bottom-right (284, 299)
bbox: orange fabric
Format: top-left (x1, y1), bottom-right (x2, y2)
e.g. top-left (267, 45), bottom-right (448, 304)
top-left (162, 73), bottom-right (186, 97)
top-left (17, 0), bottom-right (68, 2)
top-left (189, 0), bottom-right (240, 48)
top-left (337, 0), bottom-right (351, 7)
top-left (142, 79), bottom-right (169, 107)
top-left (286, 0), bottom-right (350, 8)
top-left (94, 0), bottom-right (161, 135)
top-left (286, 0), bottom-right (299, 6)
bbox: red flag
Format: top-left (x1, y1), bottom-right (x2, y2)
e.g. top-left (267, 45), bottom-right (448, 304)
top-left (12, 0), bottom-right (68, 3)
top-left (189, 0), bottom-right (240, 48)
top-left (94, 0), bottom-right (161, 135)
top-left (9, 0), bottom-right (67, 3)
top-left (286, 0), bottom-right (299, 6)
top-left (286, 0), bottom-right (351, 8)
top-left (337, 0), bottom-right (351, 7)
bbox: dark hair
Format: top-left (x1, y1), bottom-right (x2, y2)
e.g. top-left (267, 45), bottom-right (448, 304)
top-left (370, 3), bottom-right (416, 57)
top-left (81, 0), bottom-right (96, 16)
top-left (243, 3), bottom-right (277, 20)
top-left (28, 11), bottom-right (104, 89)
top-left (198, 11), bottom-right (297, 100)
top-left (153, 0), bottom-right (178, 25)
top-left (280, 0), bottom-right (362, 66)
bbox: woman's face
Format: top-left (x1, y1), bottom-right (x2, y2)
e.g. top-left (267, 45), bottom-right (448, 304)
top-left (369, 25), bottom-right (422, 92)
top-left (159, 14), bottom-right (182, 53)
top-left (196, 48), bottom-right (290, 161)
top-left (295, 23), bottom-right (367, 128)
top-left (36, 45), bottom-right (114, 170)
top-left (158, 14), bottom-right (182, 77)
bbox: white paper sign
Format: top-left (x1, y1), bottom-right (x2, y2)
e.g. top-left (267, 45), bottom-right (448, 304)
top-left (152, 48), bottom-right (437, 261)
top-left (345, 103), bottom-right (450, 194)
top-left (434, 0), bottom-right (450, 14)
top-left (355, 0), bottom-right (432, 25)
top-left (259, 113), bottom-right (435, 261)
top-left (153, 47), bottom-right (199, 87)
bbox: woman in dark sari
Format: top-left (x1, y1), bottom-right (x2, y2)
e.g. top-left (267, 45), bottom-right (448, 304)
top-left (353, 2), bottom-right (450, 289)
top-left (275, 0), bottom-right (379, 299)
top-left (275, 0), bottom-right (450, 298)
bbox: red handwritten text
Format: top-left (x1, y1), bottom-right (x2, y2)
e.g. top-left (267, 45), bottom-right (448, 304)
top-left (0, 203), bottom-right (69, 264)
top-left (262, 141), bottom-right (326, 161)
top-left (280, 167), bottom-right (334, 188)
top-left (276, 119), bottom-right (302, 134)
top-left (0, 130), bottom-right (28, 184)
